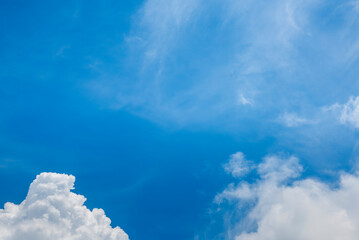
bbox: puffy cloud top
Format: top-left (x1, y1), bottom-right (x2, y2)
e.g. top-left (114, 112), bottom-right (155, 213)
top-left (0, 172), bottom-right (129, 240)
top-left (217, 153), bottom-right (359, 240)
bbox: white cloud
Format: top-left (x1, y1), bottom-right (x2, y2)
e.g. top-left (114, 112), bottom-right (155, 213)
top-left (89, 0), bottom-right (359, 133)
top-left (0, 172), bottom-right (129, 240)
top-left (257, 154), bottom-right (302, 181)
top-left (279, 112), bottom-right (309, 127)
top-left (90, 0), bottom-right (324, 127)
top-left (339, 96), bottom-right (359, 128)
top-left (326, 96), bottom-right (359, 129)
top-left (224, 152), bottom-right (253, 178)
top-left (217, 153), bottom-right (359, 240)
top-left (131, 0), bottom-right (200, 64)
top-left (237, 94), bottom-right (252, 106)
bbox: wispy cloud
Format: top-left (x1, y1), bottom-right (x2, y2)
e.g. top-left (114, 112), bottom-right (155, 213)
top-left (237, 94), bottom-right (252, 106)
top-left (54, 45), bottom-right (70, 58)
top-left (128, 0), bottom-right (201, 66)
top-left (88, 0), bottom-right (359, 134)
top-left (279, 112), bottom-right (310, 127)
top-left (325, 96), bottom-right (359, 129)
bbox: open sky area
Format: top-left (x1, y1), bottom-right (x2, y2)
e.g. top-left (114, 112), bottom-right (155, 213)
top-left (1, 1), bottom-right (359, 239)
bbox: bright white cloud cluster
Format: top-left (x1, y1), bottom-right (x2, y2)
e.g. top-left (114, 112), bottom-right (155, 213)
top-left (217, 152), bottom-right (359, 240)
top-left (0, 172), bottom-right (129, 240)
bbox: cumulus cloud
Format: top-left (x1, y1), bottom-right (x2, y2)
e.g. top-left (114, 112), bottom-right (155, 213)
top-left (217, 152), bottom-right (359, 240)
top-left (0, 172), bottom-right (129, 240)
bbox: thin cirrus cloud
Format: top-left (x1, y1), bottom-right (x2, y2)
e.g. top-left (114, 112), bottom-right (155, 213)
top-left (279, 112), bottom-right (310, 127)
top-left (86, 0), bottom-right (359, 176)
top-left (0, 173), bottom-right (128, 240)
top-left (216, 152), bottom-right (359, 240)
top-left (130, 0), bottom-right (201, 64)
top-left (90, 0), bottom-right (324, 126)
top-left (89, 0), bottom-right (359, 129)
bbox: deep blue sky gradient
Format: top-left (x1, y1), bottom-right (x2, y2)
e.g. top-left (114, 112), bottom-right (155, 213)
top-left (1, 1), bottom-right (359, 239)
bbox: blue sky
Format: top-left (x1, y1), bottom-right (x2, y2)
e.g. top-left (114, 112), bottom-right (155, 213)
top-left (1, 0), bottom-right (359, 239)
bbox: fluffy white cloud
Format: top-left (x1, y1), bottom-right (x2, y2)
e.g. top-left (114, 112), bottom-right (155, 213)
top-left (0, 172), bottom-right (129, 240)
top-left (217, 153), bottom-right (359, 240)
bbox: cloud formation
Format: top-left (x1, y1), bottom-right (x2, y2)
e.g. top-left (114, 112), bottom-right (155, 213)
top-left (91, 0), bottom-right (328, 126)
top-left (223, 152), bottom-right (253, 178)
top-left (133, 0), bottom-right (200, 64)
top-left (217, 152), bottom-right (359, 240)
top-left (325, 96), bottom-right (359, 129)
top-left (0, 172), bottom-right (129, 240)
top-left (89, 0), bottom-right (359, 133)
top-left (338, 96), bottom-right (359, 129)
top-left (279, 112), bottom-right (309, 127)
